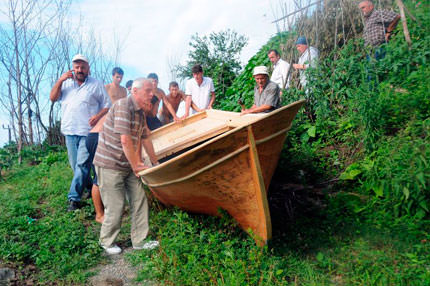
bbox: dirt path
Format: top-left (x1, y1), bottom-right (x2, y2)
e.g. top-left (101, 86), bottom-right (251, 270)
top-left (89, 248), bottom-right (157, 286)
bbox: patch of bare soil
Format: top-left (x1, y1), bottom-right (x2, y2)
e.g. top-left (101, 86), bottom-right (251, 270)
top-left (89, 248), bottom-right (157, 286)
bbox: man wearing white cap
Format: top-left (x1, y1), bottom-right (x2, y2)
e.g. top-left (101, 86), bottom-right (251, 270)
top-left (241, 66), bottom-right (280, 115)
top-left (49, 54), bottom-right (111, 211)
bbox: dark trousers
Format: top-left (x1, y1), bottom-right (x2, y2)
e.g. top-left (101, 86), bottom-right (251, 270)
top-left (147, 116), bottom-right (162, 131)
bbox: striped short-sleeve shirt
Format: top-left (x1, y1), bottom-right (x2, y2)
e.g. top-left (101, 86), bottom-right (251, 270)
top-left (94, 95), bottom-right (149, 171)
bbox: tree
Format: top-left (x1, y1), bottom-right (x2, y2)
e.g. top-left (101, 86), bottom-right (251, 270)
top-left (0, 0), bottom-right (72, 161)
top-left (0, 0), bottom-right (123, 158)
top-left (175, 29), bottom-right (248, 100)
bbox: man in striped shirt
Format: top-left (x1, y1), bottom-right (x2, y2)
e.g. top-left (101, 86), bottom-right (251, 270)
top-left (93, 77), bottom-right (159, 255)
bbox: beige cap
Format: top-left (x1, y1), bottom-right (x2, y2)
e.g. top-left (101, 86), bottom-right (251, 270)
top-left (72, 54), bottom-right (89, 64)
top-left (253, 66), bottom-right (269, 76)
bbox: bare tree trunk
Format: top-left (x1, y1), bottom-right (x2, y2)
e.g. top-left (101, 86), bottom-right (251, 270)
top-left (24, 56), bottom-right (34, 145)
top-left (395, 0), bottom-right (412, 47)
top-left (11, 2), bottom-right (23, 163)
top-left (342, 0), bottom-right (357, 38)
top-left (6, 78), bottom-right (17, 143)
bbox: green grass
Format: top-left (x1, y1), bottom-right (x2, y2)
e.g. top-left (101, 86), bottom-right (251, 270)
top-left (124, 195), bottom-right (430, 286)
top-left (1, 154), bottom-right (429, 285)
top-left (0, 151), bottom-right (103, 284)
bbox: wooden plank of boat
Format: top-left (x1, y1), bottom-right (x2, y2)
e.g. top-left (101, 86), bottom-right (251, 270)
top-left (139, 99), bottom-right (305, 245)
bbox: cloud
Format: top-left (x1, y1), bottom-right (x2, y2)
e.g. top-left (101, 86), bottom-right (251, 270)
top-left (71, 0), bottom-right (278, 90)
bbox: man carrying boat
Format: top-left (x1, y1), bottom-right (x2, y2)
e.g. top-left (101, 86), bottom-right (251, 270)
top-left (146, 73), bottom-right (180, 130)
top-left (158, 81), bottom-right (187, 125)
top-left (241, 66), bottom-right (280, 115)
top-left (158, 81), bottom-right (201, 124)
top-left (184, 64), bottom-right (216, 117)
top-left (88, 68), bottom-right (128, 224)
top-left (93, 77), bottom-right (159, 255)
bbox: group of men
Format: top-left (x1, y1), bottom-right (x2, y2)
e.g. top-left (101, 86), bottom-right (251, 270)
top-left (50, 0), bottom-right (400, 255)
top-left (50, 54), bottom-right (221, 254)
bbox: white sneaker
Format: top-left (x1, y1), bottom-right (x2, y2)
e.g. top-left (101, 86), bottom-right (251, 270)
top-left (102, 244), bottom-right (122, 255)
top-left (133, 240), bottom-right (159, 250)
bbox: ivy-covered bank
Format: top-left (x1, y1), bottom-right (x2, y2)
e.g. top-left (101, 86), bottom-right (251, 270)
top-left (216, 3), bottom-right (430, 221)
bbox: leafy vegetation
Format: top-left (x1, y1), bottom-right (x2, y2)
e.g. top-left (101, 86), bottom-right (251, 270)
top-left (0, 147), bottom-right (102, 284)
top-left (175, 29), bottom-right (248, 96)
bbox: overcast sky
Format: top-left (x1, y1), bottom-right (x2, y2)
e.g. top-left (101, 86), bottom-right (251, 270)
top-left (0, 0), bottom-right (290, 146)
top-left (72, 0), bottom-right (287, 88)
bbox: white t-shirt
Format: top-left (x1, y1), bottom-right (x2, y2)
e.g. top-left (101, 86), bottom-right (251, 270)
top-left (270, 58), bottom-right (290, 89)
top-left (185, 77), bottom-right (215, 114)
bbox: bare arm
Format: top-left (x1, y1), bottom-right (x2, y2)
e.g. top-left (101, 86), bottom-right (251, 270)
top-left (121, 134), bottom-right (149, 174)
top-left (161, 93), bottom-right (180, 121)
top-left (190, 101), bottom-right (201, 112)
top-left (293, 64), bottom-right (306, 70)
top-left (387, 15), bottom-right (401, 32)
top-left (49, 70), bottom-right (73, 102)
top-left (241, 104), bottom-right (272, 115)
top-left (208, 91), bottom-right (216, 109)
top-left (89, 107), bottom-right (109, 127)
top-left (184, 95), bottom-right (191, 118)
top-left (142, 137), bottom-right (158, 165)
top-left (386, 15), bottom-right (401, 41)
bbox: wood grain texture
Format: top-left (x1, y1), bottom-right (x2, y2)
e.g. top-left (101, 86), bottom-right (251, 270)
top-left (139, 99), bottom-right (305, 245)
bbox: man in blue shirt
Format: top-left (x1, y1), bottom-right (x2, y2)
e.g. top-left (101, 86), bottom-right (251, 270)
top-left (49, 54), bottom-right (111, 211)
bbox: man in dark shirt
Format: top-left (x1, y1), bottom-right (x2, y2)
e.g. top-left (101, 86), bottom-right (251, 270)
top-left (241, 66), bottom-right (280, 115)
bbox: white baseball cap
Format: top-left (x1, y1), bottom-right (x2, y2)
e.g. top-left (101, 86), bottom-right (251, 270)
top-left (253, 66), bottom-right (269, 76)
top-left (72, 54), bottom-right (89, 64)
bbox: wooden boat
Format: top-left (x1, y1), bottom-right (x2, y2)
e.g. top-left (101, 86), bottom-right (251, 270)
top-left (139, 99), bottom-right (305, 245)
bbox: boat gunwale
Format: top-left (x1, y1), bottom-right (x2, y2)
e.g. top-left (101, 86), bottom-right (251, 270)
top-left (141, 125), bottom-right (292, 187)
top-left (138, 99), bottom-right (305, 178)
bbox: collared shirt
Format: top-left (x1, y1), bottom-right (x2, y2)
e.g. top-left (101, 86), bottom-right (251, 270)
top-left (254, 81), bottom-right (280, 112)
top-left (94, 96), bottom-right (149, 171)
top-left (270, 58), bottom-right (290, 89)
top-left (185, 76), bottom-right (215, 114)
top-left (363, 9), bottom-right (398, 47)
top-left (60, 76), bottom-right (111, 136)
top-left (298, 46), bottom-right (319, 87)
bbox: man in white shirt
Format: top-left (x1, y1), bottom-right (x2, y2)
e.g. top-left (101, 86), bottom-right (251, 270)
top-left (49, 54), bottom-right (111, 211)
top-left (184, 64), bottom-right (215, 117)
top-left (293, 36), bottom-right (319, 89)
top-left (268, 49), bottom-right (290, 93)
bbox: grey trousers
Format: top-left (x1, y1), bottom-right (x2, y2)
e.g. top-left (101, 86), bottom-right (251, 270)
top-left (96, 166), bottom-right (149, 248)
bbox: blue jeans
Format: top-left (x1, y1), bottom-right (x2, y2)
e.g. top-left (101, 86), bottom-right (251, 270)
top-left (366, 46), bottom-right (386, 84)
top-left (65, 135), bottom-right (91, 202)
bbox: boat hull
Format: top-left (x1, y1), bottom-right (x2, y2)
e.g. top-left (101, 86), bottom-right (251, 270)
top-left (139, 100), bottom-right (305, 245)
